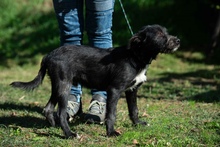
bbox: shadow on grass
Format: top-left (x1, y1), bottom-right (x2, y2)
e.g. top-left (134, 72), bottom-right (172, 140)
top-left (159, 69), bottom-right (220, 85)
top-left (0, 102), bottom-right (48, 129)
top-left (0, 102), bottom-right (43, 113)
top-left (190, 90), bottom-right (220, 103)
top-left (0, 102), bottom-right (86, 138)
top-left (137, 64), bottom-right (220, 102)
top-left (174, 50), bottom-right (220, 65)
top-left (149, 68), bottom-right (220, 103)
top-left (0, 115), bottom-right (65, 138)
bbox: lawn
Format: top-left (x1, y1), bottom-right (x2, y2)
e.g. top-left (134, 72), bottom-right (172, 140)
top-left (0, 0), bottom-right (220, 146)
top-left (0, 52), bottom-right (220, 146)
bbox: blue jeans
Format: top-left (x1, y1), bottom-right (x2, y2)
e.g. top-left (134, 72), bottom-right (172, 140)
top-left (53, 0), bottom-right (115, 101)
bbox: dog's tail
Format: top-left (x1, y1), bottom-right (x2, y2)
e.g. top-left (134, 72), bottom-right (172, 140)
top-left (10, 56), bottom-right (47, 91)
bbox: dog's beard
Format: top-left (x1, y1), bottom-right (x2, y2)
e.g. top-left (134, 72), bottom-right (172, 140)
top-left (161, 45), bottom-right (180, 53)
top-left (172, 46), bottom-right (179, 52)
top-left (162, 36), bottom-right (180, 53)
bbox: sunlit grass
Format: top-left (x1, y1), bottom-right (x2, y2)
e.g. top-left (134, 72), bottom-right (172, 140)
top-left (0, 0), bottom-right (220, 146)
top-left (0, 52), bottom-right (220, 146)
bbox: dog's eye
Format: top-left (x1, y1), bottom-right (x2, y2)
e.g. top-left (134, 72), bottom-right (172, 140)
top-left (157, 32), bottom-right (164, 37)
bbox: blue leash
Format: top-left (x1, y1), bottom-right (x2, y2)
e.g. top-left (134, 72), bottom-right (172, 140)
top-left (118, 0), bottom-right (134, 36)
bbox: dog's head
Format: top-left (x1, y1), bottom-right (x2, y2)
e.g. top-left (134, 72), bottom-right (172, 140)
top-left (129, 24), bottom-right (180, 54)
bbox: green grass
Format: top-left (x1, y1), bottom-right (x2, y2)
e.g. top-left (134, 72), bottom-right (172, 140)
top-left (0, 0), bottom-right (220, 146)
top-left (0, 52), bottom-right (220, 146)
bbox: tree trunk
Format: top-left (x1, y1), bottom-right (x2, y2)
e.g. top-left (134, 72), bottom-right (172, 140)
top-left (207, 10), bottom-right (220, 56)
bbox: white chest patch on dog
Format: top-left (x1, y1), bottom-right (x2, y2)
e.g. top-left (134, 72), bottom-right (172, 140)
top-left (129, 69), bottom-right (147, 91)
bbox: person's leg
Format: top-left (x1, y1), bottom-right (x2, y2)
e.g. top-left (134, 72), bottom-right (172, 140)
top-left (52, 0), bottom-right (84, 118)
top-left (84, 0), bottom-right (115, 123)
top-left (53, 0), bottom-right (84, 46)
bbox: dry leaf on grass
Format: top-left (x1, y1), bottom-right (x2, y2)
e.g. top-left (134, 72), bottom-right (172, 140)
top-left (142, 112), bottom-right (151, 118)
top-left (133, 139), bottom-right (139, 145)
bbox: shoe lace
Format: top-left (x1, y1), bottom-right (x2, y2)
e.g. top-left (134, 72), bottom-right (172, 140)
top-left (67, 101), bottom-right (80, 116)
top-left (88, 100), bottom-right (106, 114)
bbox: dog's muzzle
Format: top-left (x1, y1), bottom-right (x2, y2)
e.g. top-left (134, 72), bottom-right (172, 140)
top-left (162, 37), bottom-right (180, 53)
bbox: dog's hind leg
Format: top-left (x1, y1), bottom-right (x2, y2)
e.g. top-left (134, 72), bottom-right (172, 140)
top-left (56, 81), bottom-right (78, 138)
top-left (43, 79), bottom-right (61, 127)
top-left (43, 92), bottom-right (58, 127)
top-left (125, 89), bottom-right (148, 126)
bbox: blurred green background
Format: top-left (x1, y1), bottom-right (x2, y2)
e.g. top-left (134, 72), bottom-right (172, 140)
top-left (0, 0), bottom-right (219, 66)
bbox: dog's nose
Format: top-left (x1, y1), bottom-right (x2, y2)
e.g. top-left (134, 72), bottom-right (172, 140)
top-left (176, 39), bottom-right (180, 44)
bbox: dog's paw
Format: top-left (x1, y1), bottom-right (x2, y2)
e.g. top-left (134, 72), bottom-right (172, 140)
top-left (47, 117), bottom-right (56, 127)
top-left (66, 132), bottom-right (81, 139)
top-left (107, 130), bottom-right (122, 137)
top-left (134, 121), bottom-right (150, 126)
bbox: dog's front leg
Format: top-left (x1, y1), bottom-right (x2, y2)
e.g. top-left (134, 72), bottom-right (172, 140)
top-left (106, 88), bottom-right (121, 137)
top-left (125, 88), bottom-right (148, 126)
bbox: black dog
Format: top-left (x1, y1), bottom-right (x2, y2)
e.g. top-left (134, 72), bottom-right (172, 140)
top-left (10, 24), bottom-right (180, 138)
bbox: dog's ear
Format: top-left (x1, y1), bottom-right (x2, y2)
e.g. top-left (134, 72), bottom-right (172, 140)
top-left (129, 30), bottom-right (147, 49)
top-left (129, 35), bottom-right (141, 49)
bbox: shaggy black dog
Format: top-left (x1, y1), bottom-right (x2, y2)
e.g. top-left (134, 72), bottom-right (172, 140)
top-left (10, 24), bottom-right (180, 138)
